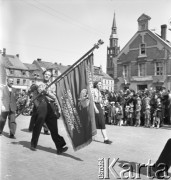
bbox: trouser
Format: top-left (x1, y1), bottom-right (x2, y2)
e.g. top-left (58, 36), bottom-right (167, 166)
top-left (31, 100), bottom-right (66, 150)
top-left (28, 105), bottom-right (49, 132)
top-left (155, 139), bottom-right (171, 171)
top-left (0, 111), bottom-right (16, 135)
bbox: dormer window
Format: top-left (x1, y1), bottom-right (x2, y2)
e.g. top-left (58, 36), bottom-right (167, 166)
top-left (137, 14), bottom-right (151, 31)
top-left (22, 71), bottom-right (26, 75)
top-left (10, 69), bottom-right (14, 74)
top-left (140, 24), bottom-right (145, 31)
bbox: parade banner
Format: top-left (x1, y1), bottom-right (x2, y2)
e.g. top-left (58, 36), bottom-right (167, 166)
top-left (56, 53), bottom-right (97, 151)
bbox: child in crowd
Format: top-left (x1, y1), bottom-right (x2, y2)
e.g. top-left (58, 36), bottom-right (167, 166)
top-left (152, 97), bottom-right (162, 128)
top-left (144, 94), bottom-right (151, 127)
top-left (128, 101), bottom-right (134, 126)
top-left (109, 102), bottom-right (116, 125)
top-left (124, 105), bottom-right (130, 126)
top-left (135, 97), bottom-right (141, 127)
top-left (115, 102), bottom-right (123, 126)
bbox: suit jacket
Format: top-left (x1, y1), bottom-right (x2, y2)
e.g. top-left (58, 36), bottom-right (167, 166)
top-left (0, 85), bottom-right (17, 112)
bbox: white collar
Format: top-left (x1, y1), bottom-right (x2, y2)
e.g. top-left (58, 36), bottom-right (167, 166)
top-left (7, 86), bottom-right (12, 92)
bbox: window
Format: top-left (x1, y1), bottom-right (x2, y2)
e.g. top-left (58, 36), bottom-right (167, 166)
top-left (138, 64), bottom-right (145, 76)
top-left (123, 65), bottom-right (128, 77)
top-left (140, 43), bottom-right (146, 55)
top-left (17, 79), bottom-right (20, 85)
top-left (23, 79), bottom-right (26, 85)
top-left (155, 62), bottom-right (163, 75)
top-left (10, 69), bottom-right (14, 74)
top-left (141, 24), bottom-right (145, 30)
top-left (22, 71), bottom-right (26, 75)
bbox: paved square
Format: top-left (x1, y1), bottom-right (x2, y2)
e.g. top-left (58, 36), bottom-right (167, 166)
top-left (0, 115), bottom-right (170, 180)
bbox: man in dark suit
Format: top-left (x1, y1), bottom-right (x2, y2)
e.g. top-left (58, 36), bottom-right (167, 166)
top-left (0, 78), bottom-right (17, 138)
top-left (27, 70), bottom-right (68, 154)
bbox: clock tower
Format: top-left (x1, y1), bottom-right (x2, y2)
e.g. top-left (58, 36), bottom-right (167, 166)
top-left (106, 13), bottom-right (120, 78)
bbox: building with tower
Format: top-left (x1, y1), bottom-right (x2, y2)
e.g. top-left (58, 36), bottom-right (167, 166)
top-left (114, 13), bottom-right (171, 92)
top-left (106, 13), bottom-right (120, 79)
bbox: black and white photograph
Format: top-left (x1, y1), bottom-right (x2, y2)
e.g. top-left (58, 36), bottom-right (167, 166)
top-left (0, 0), bottom-right (171, 179)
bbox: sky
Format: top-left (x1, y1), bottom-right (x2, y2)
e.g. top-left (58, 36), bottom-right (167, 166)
top-left (1, 0), bottom-right (171, 72)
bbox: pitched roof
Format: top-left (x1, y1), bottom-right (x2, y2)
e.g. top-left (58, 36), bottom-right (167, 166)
top-left (137, 13), bottom-right (151, 22)
top-left (35, 60), bottom-right (53, 70)
top-left (102, 72), bottom-right (114, 80)
top-left (3, 55), bottom-right (28, 70)
top-left (149, 30), bottom-right (171, 49)
top-left (24, 63), bottom-right (39, 70)
top-left (57, 64), bottom-right (70, 74)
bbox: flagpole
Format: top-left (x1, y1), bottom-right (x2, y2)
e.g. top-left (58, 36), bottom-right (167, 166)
top-left (47, 39), bottom-right (104, 87)
top-left (15, 39), bottom-right (104, 118)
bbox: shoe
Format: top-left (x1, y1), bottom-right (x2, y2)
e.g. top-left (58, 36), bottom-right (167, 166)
top-left (104, 139), bottom-right (112, 144)
top-left (57, 146), bottom-right (68, 155)
top-left (44, 131), bottom-right (50, 135)
top-left (30, 146), bottom-right (37, 151)
top-left (9, 134), bottom-right (16, 139)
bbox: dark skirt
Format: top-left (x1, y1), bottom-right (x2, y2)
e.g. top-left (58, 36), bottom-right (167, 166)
top-left (95, 103), bottom-right (106, 129)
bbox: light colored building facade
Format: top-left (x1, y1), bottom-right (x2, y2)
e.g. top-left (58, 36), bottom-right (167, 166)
top-left (1, 49), bottom-right (30, 93)
top-left (94, 66), bottom-right (114, 92)
top-left (102, 72), bottom-right (114, 92)
top-left (114, 14), bottom-right (171, 92)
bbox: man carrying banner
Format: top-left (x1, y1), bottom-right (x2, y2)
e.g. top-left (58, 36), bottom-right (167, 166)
top-left (26, 70), bottom-right (68, 154)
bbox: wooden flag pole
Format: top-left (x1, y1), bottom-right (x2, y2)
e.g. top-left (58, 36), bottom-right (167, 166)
top-left (15, 39), bottom-right (104, 118)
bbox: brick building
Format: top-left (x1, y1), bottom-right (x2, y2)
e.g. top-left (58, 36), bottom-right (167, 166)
top-left (114, 14), bottom-right (171, 92)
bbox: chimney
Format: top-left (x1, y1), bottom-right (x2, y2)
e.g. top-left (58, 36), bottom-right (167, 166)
top-left (2, 48), bottom-right (6, 56)
top-left (16, 54), bottom-right (19, 58)
top-left (37, 58), bottom-right (41, 61)
top-left (161, 24), bottom-right (167, 41)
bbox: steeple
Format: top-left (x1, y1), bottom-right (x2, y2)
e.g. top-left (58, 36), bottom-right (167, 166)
top-left (110, 12), bottom-right (118, 39)
top-left (106, 12), bottom-right (120, 79)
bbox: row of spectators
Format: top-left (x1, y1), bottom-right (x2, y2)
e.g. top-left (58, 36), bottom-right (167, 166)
top-left (101, 87), bottom-right (171, 128)
top-left (16, 87), bottom-right (171, 129)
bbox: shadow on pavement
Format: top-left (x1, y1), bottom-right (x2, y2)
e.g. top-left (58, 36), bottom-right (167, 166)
top-left (160, 125), bottom-right (171, 130)
top-left (92, 139), bottom-right (104, 144)
top-left (117, 160), bottom-right (171, 179)
top-left (2, 131), bottom-right (9, 138)
top-left (20, 128), bottom-right (32, 133)
top-left (11, 140), bottom-right (83, 161)
top-left (21, 128), bottom-right (49, 135)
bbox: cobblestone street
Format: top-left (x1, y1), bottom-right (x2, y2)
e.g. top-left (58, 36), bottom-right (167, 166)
top-left (0, 115), bottom-right (171, 180)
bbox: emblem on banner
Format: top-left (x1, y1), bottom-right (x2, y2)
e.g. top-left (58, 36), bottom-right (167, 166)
top-left (78, 89), bottom-right (90, 109)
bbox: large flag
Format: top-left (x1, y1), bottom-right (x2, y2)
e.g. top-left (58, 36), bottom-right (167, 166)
top-left (56, 53), bottom-right (97, 151)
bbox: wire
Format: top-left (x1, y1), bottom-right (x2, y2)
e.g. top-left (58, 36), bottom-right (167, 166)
top-left (21, 0), bottom-right (102, 36)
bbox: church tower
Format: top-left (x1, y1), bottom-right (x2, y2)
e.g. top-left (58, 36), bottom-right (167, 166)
top-left (106, 13), bottom-right (120, 78)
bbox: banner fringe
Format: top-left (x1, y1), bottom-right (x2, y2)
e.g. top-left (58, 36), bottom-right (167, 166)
top-left (61, 116), bottom-right (94, 151)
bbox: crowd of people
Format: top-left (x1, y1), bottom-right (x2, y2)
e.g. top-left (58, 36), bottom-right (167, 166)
top-left (16, 90), bottom-right (33, 116)
top-left (100, 87), bottom-right (171, 128)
